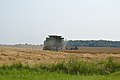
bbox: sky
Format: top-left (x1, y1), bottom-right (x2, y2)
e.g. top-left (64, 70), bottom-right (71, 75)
top-left (0, 0), bottom-right (120, 44)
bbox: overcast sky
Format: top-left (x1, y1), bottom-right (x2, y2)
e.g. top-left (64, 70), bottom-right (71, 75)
top-left (0, 0), bottom-right (120, 44)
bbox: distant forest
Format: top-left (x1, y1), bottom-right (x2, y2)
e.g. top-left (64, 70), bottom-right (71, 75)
top-left (66, 40), bottom-right (120, 47)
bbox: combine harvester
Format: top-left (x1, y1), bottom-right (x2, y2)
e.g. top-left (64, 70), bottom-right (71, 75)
top-left (43, 35), bottom-right (78, 51)
top-left (43, 35), bottom-right (64, 51)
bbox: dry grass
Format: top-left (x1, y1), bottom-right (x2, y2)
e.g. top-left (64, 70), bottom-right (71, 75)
top-left (0, 46), bottom-right (120, 65)
top-left (62, 47), bottom-right (120, 54)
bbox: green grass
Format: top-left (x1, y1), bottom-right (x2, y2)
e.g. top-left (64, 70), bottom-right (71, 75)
top-left (0, 69), bottom-right (120, 80)
top-left (0, 58), bottom-right (120, 80)
top-left (38, 57), bottom-right (120, 75)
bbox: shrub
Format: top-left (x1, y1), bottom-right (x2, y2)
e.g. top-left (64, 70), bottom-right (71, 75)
top-left (0, 58), bottom-right (120, 75)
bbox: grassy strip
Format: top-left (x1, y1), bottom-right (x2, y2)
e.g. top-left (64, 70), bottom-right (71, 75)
top-left (0, 57), bottom-right (120, 75)
top-left (0, 69), bottom-right (120, 80)
top-left (38, 57), bottom-right (120, 75)
top-left (0, 58), bottom-right (120, 80)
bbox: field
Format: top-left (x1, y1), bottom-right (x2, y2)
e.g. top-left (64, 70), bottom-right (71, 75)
top-left (0, 46), bottom-right (120, 65)
top-left (0, 45), bottom-right (120, 80)
top-left (0, 69), bottom-right (120, 80)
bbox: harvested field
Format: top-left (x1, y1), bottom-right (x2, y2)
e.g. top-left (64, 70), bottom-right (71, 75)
top-left (0, 46), bottom-right (120, 65)
top-left (63, 47), bottom-right (120, 53)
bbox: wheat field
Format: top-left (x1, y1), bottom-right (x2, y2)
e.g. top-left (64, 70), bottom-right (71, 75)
top-left (0, 46), bottom-right (120, 66)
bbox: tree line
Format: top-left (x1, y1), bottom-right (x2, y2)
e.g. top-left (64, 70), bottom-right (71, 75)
top-left (65, 40), bottom-right (120, 47)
